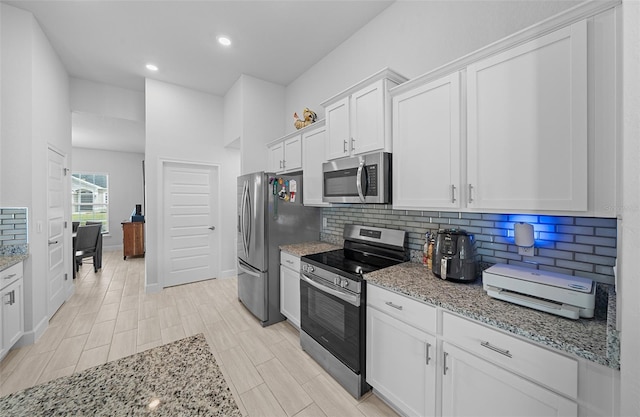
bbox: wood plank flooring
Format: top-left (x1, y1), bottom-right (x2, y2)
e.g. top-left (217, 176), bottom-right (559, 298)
top-left (0, 250), bottom-right (399, 417)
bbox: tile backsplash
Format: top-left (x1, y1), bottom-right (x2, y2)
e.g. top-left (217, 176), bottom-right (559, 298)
top-left (0, 207), bottom-right (28, 255)
top-left (320, 205), bottom-right (617, 285)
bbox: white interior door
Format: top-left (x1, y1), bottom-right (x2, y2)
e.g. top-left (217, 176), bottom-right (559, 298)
top-left (163, 162), bottom-right (219, 287)
top-left (47, 148), bottom-right (68, 318)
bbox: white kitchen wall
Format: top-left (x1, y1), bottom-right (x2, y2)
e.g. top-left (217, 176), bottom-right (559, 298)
top-left (1, 3), bottom-right (72, 344)
top-left (231, 74), bottom-right (286, 175)
top-left (284, 0), bottom-right (580, 134)
top-left (619, 0), bottom-right (640, 414)
top-left (223, 77), bottom-right (242, 149)
top-left (70, 77), bottom-right (144, 122)
top-left (71, 147), bottom-right (144, 250)
top-left (145, 79), bottom-right (240, 292)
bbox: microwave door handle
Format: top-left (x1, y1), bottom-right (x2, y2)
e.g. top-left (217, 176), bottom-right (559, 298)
top-left (356, 160), bottom-right (366, 203)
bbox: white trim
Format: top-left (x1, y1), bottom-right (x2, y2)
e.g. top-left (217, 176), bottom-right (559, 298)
top-left (16, 314), bottom-right (49, 347)
top-left (390, 0), bottom-right (621, 97)
top-left (220, 268), bottom-right (237, 279)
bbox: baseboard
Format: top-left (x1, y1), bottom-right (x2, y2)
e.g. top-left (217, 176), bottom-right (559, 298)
top-left (17, 315), bottom-right (49, 347)
top-left (144, 282), bottom-right (162, 294)
top-left (219, 268), bottom-right (236, 279)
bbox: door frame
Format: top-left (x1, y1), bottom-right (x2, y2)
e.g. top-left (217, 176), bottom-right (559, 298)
top-left (158, 158), bottom-right (221, 289)
top-left (47, 145), bottom-right (74, 315)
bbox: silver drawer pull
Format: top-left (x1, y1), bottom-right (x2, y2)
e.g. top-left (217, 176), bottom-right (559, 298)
top-left (385, 301), bottom-right (403, 310)
top-left (481, 341), bottom-right (512, 358)
top-left (426, 343), bottom-right (432, 365)
top-left (4, 273), bottom-right (16, 280)
top-left (285, 260), bottom-right (294, 264)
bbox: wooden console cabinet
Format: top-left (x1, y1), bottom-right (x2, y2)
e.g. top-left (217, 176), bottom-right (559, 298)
top-left (122, 221), bottom-right (144, 260)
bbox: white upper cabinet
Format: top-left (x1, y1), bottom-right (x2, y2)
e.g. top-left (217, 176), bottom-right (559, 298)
top-left (392, 72), bottom-right (462, 209)
top-left (466, 20), bottom-right (588, 212)
top-left (322, 68), bottom-right (407, 161)
top-left (301, 120), bottom-right (330, 207)
top-left (267, 133), bottom-right (302, 174)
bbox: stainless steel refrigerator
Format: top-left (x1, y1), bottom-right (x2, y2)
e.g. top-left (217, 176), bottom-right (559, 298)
top-left (237, 171), bottom-right (320, 326)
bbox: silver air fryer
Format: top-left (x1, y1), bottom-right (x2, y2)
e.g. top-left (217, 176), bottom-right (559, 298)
top-left (432, 229), bottom-right (476, 282)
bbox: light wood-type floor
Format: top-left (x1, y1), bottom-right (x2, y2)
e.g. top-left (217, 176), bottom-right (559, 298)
top-left (0, 249), bottom-right (399, 417)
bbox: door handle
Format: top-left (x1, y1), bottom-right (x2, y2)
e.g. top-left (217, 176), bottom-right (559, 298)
top-left (468, 184), bottom-right (474, 203)
top-left (208, 226), bottom-right (216, 231)
top-left (343, 139), bottom-right (348, 153)
top-left (48, 240), bottom-right (58, 245)
top-left (451, 184), bottom-right (456, 203)
top-left (356, 160), bottom-right (366, 203)
top-left (426, 342), bottom-right (432, 365)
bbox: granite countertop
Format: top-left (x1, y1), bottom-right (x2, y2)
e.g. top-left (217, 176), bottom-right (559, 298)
top-left (280, 241), bottom-right (341, 257)
top-left (0, 254), bottom-right (29, 272)
top-left (365, 262), bottom-right (619, 369)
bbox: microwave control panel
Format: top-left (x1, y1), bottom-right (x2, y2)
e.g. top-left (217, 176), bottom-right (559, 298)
top-left (366, 165), bottom-right (378, 196)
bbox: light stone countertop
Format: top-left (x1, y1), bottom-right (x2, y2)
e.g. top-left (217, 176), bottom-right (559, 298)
top-left (365, 262), bottom-right (618, 369)
top-left (0, 254), bottom-right (28, 272)
top-left (280, 241), bottom-right (341, 257)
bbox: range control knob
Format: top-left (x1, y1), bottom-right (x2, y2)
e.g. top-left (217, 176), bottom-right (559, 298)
top-left (303, 264), bottom-right (314, 273)
top-left (340, 279), bottom-right (349, 288)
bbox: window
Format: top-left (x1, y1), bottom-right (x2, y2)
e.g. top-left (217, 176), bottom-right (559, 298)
top-left (71, 172), bottom-right (109, 233)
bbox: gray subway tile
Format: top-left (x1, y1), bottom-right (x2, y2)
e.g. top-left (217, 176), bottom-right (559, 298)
top-left (537, 248), bottom-right (574, 260)
top-left (438, 211), bottom-right (460, 219)
top-left (575, 217), bottom-right (617, 228)
top-left (449, 219), bottom-right (471, 227)
top-left (595, 265), bottom-right (615, 276)
top-left (507, 214), bottom-right (539, 223)
top-left (538, 216), bottom-right (574, 225)
top-left (574, 253), bottom-right (616, 266)
top-left (492, 250), bottom-right (522, 261)
top-left (506, 260), bottom-right (538, 270)
top-left (556, 225), bottom-right (595, 236)
top-left (481, 228), bottom-right (508, 237)
top-left (555, 259), bottom-right (594, 273)
top-left (595, 227), bottom-right (617, 238)
top-left (595, 246), bottom-right (618, 257)
top-left (556, 242), bottom-right (593, 254)
top-left (481, 213), bottom-right (508, 221)
top-left (461, 212), bottom-right (483, 220)
top-left (537, 232), bottom-right (574, 243)
top-left (469, 220), bottom-right (495, 228)
top-left (575, 235), bottom-right (617, 248)
top-left (538, 265), bottom-right (576, 276)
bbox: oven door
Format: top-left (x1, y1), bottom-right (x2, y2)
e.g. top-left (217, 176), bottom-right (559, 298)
top-left (300, 273), bottom-right (362, 373)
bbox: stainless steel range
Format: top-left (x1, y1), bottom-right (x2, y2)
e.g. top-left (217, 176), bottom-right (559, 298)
top-left (299, 224), bottom-right (407, 399)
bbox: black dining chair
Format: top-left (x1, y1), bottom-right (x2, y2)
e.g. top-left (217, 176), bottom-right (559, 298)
top-left (85, 221), bottom-right (102, 231)
top-left (74, 224), bottom-right (102, 273)
top-left (72, 221), bottom-right (80, 233)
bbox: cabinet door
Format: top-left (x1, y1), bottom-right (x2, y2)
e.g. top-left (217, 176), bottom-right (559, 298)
top-left (467, 20), bottom-right (587, 211)
top-left (302, 126), bottom-right (330, 206)
top-left (325, 97), bottom-right (350, 160)
top-left (268, 142), bottom-right (284, 173)
top-left (280, 265), bottom-right (301, 328)
top-left (442, 342), bottom-right (577, 417)
top-left (392, 73), bottom-right (461, 209)
top-left (366, 307), bottom-right (436, 417)
top-left (283, 135), bottom-right (302, 172)
top-left (2, 278), bottom-right (24, 351)
top-left (351, 79), bottom-right (385, 155)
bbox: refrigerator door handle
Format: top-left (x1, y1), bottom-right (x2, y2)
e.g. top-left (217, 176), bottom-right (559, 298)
top-left (238, 259), bottom-right (261, 278)
top-left (240, 181), bottom-right (248, 257)
top-left (244, 182), bottom-right (252, 256)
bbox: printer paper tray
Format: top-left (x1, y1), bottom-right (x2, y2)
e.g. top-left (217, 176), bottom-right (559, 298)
top-left (485, 285), bottom-right (584, 320)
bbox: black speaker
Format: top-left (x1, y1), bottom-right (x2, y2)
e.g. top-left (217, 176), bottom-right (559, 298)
top-left (135, 204), bottom-right (142, 215)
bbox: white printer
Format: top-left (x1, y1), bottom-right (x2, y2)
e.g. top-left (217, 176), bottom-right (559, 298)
top-left (483, 264), bottom-right (596, 320)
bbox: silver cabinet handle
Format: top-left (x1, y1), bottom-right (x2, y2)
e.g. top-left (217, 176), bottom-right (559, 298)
top-left (343, 139), bottom-right (348, 153)
top-left (48, 240), bottom-right (58, 245)
top-left (384, 301), bottom-right (403, 310)
top-left (11, 289), bottom-right (15, 305)
top-left (443, 351), bottom-right (449, 375)
top-left (208, 226), bottom-right (216, 231)
top-left (351, 137), bottom-right (355, 151)
top-left (451, 184), bottom-right (456, 203)
top-left (480, 341), bottom-right (512, 358)
top-left (468, 184), bottom-right (474, 203)
top-left (4, 273), bottom-right (16, 280)
top-left (285, 260), bottom-right (294, 265)
top-left (426, 343), bottom-right (432, 365)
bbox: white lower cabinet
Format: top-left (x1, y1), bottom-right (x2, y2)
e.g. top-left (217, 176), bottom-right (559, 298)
top-left (442, 342), bottom-right (577, 417)
top-left (366, 285), bottom-right (580, 417)
top-left (1, 262), bottom-right (24, 360)
top-left (367, 306), bottom-right (437, 417)
top-left (280, 252), bottom-right (301, 328)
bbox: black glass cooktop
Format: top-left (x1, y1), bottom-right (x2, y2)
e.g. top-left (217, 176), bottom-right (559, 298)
top-left (302, 248), bottom-right (403, 279)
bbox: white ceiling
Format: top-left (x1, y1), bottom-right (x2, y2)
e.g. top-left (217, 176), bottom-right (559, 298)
top-left (5, 0), bottom-right (394, 153)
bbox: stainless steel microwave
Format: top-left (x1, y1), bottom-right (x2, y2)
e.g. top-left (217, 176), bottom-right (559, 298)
top-left (322, 152), bottom-right (391, 204)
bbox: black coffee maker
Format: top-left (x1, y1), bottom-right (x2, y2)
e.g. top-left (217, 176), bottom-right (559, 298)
top-left (431, 229), bottom-right (476, 282)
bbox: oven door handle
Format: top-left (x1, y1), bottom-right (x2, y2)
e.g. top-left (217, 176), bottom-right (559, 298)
top-left (300, 273), bottom-right (360, 307)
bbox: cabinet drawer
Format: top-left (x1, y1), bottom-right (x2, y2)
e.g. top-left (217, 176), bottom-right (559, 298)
top-left (442, 312), bottom-right (577, 398)
top-left (280, 251), bottom-right (300, 271)
top-left (1, 262), bottom-right (23, 290)
top-left (367, 284), bottom-right (436, 334)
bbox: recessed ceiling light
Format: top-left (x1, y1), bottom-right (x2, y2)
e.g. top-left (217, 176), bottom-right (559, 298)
top-left (146, 64), bottom-right (159, 71)
top-left (217, 36), bottom-right (231, 47)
